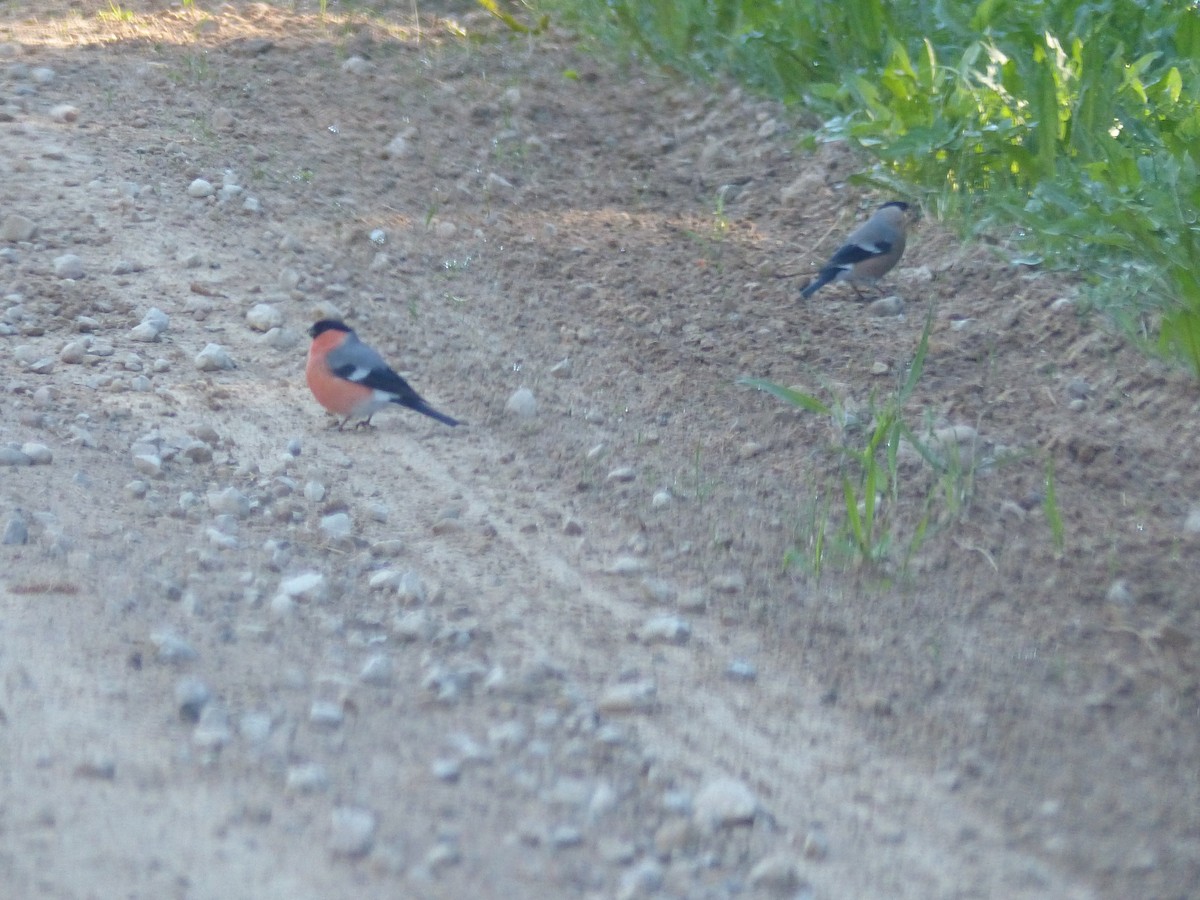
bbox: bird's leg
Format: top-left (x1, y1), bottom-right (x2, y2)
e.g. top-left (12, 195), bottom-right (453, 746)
top-left (354, 416), bottom-right (375, 430)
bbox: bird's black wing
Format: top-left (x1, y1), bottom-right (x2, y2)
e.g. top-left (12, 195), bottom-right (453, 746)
top-left (826, 239), bottom-right (892, 268)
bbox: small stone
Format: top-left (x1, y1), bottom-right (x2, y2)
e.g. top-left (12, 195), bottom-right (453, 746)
top-left (359, 654), bottom-right (393, 685)
top-left (74, 751), bottom-right (116, 780)
top-left (132, 453), bottom-right (162, 477)
top-left (748, 854), bottom-right (803, 892)
top-left (53, 254), bottom-right (84, 279)
top-left (431, 758), bottom-right (461, 782)
top-left (606, 467), bottom-right (636, 483)
top-left (195, 343), bottom-right (234, 371)
top-left (802, 828), bottom-right (830, 860)
top-left (383, 133), bottom-right (412, 159)
top-left (370, 539), bottom-right (404, 558)
top-left (187, 178), bottom-right (215, 198)
top-left (279, 572), bottom-right (326, 602)
top-left (712, 571), bottom-right (746, 594)
top-left (340, 55), bottom-right (372, 76)
top-left (3, 513), bottom-right (28, 545)
top-left (606, 556), bottom-right (645, 576)
top-left (433, 219), bottom-right (457, 239)
top-left (653, 818), bottom-right (697, 857)
top-left (1183, 507), bottom-right (1200, 536)
top-left (238, 712), bottom-right (273, 745)
top-left (212, 107), bottom-right (235, 130)
top-left (1106, 580), bottom-right (1134, 607)
top-left (867, 296), bottom-right (904, 316)
top-left (1066, 377), bottom-right (1091, 400)
top-left (150, 630), bottom-right (196, 664)
top-left (207, 487), bottom-right (250, 517)
top-left (20, 442), bottom-right (51, 464)
top-left (639, 615), bottom-right (690, 645)
top-left (246, 303), bottom-right (283, 332)
top-left (129, 322), bottom-right (161, 342)
top-left (329, 806), bottom-right (376, 858)
top-left (726, 659), bottom-right (758, 682)
top-left (287, 763), bottom-right (330, 793)
top-left (59, 340), bottom-right (88, 363)
top-left (549, 826), bottom-right (582, 849)
top-left (597, 680), bottom-right (656, 713)
top-left (49, 103), bottom-right (78, 123)
top-left (505, 387), bottom-right (537, 417)
top-left (182, 441), bottom-right (212, 463)
top-left (651, 490), bottom-right (672, 509)
top-left (616, 860), bottom-right (664, 900)
top-left (192, 705), bottom-right (231, 753)
top-left (693, 778), bottom-right (759, 829)
top-left (319, 512), bottom-right (352, 540)
top-left (549, 358), bottom-right (571, 378)
top-left (174, 676), bottom-right (211, 722)
top-left (738, 441), bottom-right (765, 460)
top-left (1, 213), bottom-right (36, 242)
top-left (310, 701), bottom-right (344, 728)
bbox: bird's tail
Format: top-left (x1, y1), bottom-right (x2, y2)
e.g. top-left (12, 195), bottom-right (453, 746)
top-left (412, 400), bottom-right (460, 427)
top-left (800, 269), bottom-right (835, 300)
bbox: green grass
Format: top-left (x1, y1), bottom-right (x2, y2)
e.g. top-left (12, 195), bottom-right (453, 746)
top-left (533, 0), bottom-right (1200, 378)
top-left (741, 309), bottom-right (1000, 579)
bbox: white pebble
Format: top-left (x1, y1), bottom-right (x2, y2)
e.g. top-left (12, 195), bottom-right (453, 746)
top-left (359, 654), bottom-right (394, 685)
top-left (607, 467), bottom-right (636, 483)
top-left (129, 322), bottom-right (161, 342)
top-left (309, 701), bottom-right (344, 728)
top-left (651, 490), bottom-right (672, 509)
top-left (383, 134), bottom-right (411, 159)
top-left (239, 712), bottom-right (273, 745)
top-left (60, 340), bottom-right (87, 363)
top-left (53, 254), bottom-right (84, 279)
top-left (329, 807), bottom-right (376, 857)
top-left (195, 343), bottom-right (234, 371)
top-left (505, 387), bottom-right (537, 417)
top-left (319, 512), bottom-right (352, 540)
top-left (286, 763), bottom-right (329, 793)
top-left (187, 178), bottom-right (215, 198)
top-left (1184, 507), bottom-right (1200, 535)
top-left (340, 55), bottom-right (373, 76)
top-left (151, 630), bottom-right (196, 664)
top-left (49, 103), bottom-right (78, 123)
top-left (279, 571), bottom-right (326, 601)
top-left (193, 704), bottom-right (234, 751)
top-left (20, 442), bottom-right (52, 465)
top-left (207, 486), bottom-right (250, 517)
top-left (597, 680), bottom-right (656, 713)
top-left (639, 615), bottom-right (690, 645)
top-left (693, 778), bottom-right (759, 829)
top-left (1, 213), bottom-right (36, 241)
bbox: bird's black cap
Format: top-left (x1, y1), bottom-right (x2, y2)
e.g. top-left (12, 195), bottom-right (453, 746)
top-left (309, 319), bottom-right (352, 339)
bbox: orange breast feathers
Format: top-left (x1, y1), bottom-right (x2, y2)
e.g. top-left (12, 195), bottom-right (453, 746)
top-left (306, 328), bottom-right (375, 418)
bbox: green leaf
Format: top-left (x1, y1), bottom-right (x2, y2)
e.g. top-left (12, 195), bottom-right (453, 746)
top-left (737, 377), bottom-right (831, 415)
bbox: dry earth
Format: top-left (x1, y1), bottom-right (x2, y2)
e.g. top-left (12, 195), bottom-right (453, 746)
top-left (1, 2), bottom-right (1198, 898)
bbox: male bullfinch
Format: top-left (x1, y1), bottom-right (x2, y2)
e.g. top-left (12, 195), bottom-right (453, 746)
top-left (306, 319), bottom-right (460, 430)
top-left (800, 201), bottom-right (910, 300)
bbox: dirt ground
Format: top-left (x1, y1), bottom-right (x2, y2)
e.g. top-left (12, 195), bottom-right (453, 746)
top-left (1, 2), bottom-right (1197, 898)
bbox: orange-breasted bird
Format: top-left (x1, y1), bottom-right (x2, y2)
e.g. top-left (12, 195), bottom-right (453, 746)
top-left (306, 319), bottom-right (460, 430)
top-left (800, 201), bottom-right (910, 300)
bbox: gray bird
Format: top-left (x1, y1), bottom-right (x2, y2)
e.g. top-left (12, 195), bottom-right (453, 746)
top-left (800, 201), bottom-right (910, 300)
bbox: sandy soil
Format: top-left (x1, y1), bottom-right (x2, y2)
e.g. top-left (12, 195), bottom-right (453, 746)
top-left (1, 2), bottom-right (1197, 898)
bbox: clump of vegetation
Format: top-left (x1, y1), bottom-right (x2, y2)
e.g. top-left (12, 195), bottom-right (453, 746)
top-left (535, 0), bottom-right (1200, 377)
